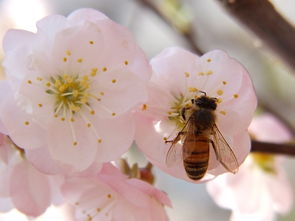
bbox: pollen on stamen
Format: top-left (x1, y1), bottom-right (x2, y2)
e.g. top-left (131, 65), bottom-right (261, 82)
top-left (38, 104), bottom-right (43, 108)
top-left (198, 72), bottom-right (205, 76)
top-left (112, 112), bottom-right (116, 116)
top-left (87, 123), bottom-right (92, 128)
top-left (97, 139), bottom-right (102, 143)
top-left (24, 121), bottom-right (30, 126)
top-left (112, 79), bottom-right (117, 84)
top-left (220, 110), bottom-right (227, 115)
top-left (207, 58), bottom-right (212, 62)
top-left (77, 58), bottom-right (83, 63)
top-left (90, 110), bottom-right (95, 115)
top-left (217, 89), bottom-right (224, 96)
top-left (163, 137), bottom-right (168, 141)
top-left (206, 70), bottom-right (213, 75)
top-left (36, 77), bottom-right (43, 81)
top-left (61, 117), bottom-right (65, 121)
top-left (54, 114), bottom-right (58, 118)
top-left (142, 104), bottom-right (148, 111)
top-left (27, 80), bottom-right (32, 84)
top-left (89, 40), bottom-right (94, 44)
top-left (217, 98), bottom-right (223, 104)
top-left (63, 57), bottom-right (67, 62)
top-left (73, 141), bottom-right (78, 146)
top-left (102, 67), bottom-right (108, 72)
top-left (124, 60), bottom-right (129, 65)
top-left (188, 87), bottom-right (198, 92)
top-left (70, 117), bottom-right (75, 122)
top-left (66, 50), bottom-right (72, 56)
top-left (233, 94), bottom-right (239, 98)
top-left (107, 194), bottom-right (112, 199)
top-left (222, 81), bottom-right (228, 85)
top-left (91, 68), bottom-right (98, 77)
top-left (100, 92), bottom-right (105, 96)
top-left (46, 82), bottom-right (51, 87)
top-left (184, 72), bottom-right (190, 78)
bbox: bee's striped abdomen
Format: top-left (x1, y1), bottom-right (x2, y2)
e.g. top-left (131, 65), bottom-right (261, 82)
top-left (183, 136), bottom-right (209, 180)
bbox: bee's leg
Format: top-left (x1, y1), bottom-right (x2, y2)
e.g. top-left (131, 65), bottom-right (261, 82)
top-left (181, 106), bottom-right (192, 121)
top-left (210, 139), bottom-right (220, 161)
top-left (165, 132), bottom-right (185, 144)
top-left (181, 108), bottom-right (187, 121)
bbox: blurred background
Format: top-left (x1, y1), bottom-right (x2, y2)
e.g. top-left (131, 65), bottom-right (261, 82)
top-left (0, 0), bottom-right (294, 220)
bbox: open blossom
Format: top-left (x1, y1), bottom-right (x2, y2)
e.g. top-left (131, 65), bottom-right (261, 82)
top-left (207, 114), bottom-right (293, 221)
top-left (135, 47), bottom-right (257, 183)
top-left (0, 132), bottom-right (64, 217)
top-left (0, 8), bottom-right (151, 170)
top-left (62, 163), bottom-right (171, 221)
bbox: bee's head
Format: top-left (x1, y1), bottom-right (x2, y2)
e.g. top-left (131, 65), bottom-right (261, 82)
top-left (193, 95), bottom-right (217, 110)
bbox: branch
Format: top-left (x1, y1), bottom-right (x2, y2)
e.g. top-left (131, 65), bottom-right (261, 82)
top-left (251, 140), bottom-right (295, 156)
top-left (137, 0), bottom-right (295, 136)
top-left (216, 0), bottom-right (295, 71)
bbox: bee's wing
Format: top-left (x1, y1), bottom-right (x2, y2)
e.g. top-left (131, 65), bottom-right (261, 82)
top-left (211, 124), bottom-right (239, 173)
top-left (165, 117), bottom-right (192, 167)
top-left (165, 137), bottom-right (183, 167)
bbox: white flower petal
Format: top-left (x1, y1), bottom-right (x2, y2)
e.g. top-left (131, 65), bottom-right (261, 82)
top-left (47, 117), bottom-right (98, 171)
top-left (0, 82), bottom-right (46, 149)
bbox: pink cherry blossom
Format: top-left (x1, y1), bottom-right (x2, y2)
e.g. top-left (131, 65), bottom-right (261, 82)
top-left (62, 163), bottom-right (171, 221)
top-left (135, 47), bottom-right (257, 183)
top-left (0, 8), bottom-right (151, 171)
top-left (0, 129), bottom-right (64, 217)
top-left (207, 114), bottom-right (293, 221)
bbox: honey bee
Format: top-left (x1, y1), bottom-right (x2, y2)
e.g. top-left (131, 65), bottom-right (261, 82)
top-left (165, 92), bottom-right (239, 180)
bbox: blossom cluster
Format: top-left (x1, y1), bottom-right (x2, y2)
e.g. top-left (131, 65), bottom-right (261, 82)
top-left (0, 7), bottom-right (261, 221)
top-left (207, 114), bottom-right (293, 221)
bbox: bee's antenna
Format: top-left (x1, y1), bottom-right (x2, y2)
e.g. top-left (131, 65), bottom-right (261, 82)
top-left (199, 90), bottom-right (206, 96)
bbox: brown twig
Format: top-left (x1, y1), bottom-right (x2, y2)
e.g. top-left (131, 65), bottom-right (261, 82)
top-left (251, 140), bottom-right (295, 156)
top-left (137, 0), bottom-right (295, 135)
top-left (216, 0), bottom-right (295, 71)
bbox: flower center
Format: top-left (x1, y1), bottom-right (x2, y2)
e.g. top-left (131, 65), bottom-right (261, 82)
top-left (167, 94), bottom-right (192, 129)
top-left (46, 74), bottom-right (91, 116)
top-left (251, 153), bottom-right (276, 174)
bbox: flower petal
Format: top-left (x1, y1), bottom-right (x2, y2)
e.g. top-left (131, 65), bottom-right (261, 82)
top-left (0, 82), bottom-right (46, 149)
top-left (47, 117), bottom-right (98, 171)
top-left (10, 160), bottom-right (51, 216)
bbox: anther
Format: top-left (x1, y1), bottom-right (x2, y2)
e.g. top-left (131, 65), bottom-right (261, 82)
top-left (184, 72), bottom-right (190, 78)
top-left (142, 104), bottom-right (148, 111)
top-left (217, 89), bottom-right (224, 96)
